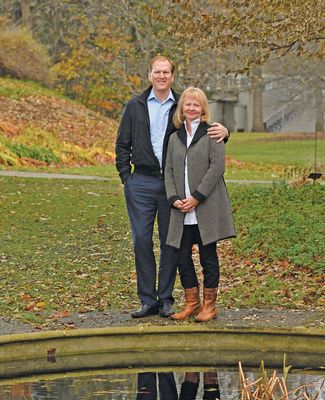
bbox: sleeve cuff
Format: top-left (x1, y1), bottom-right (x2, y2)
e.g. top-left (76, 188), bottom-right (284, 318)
top-left (120, 172), bottom-right (131, 184)
top-left (168, 195), bottom-right (181, 208)
top-left (191, 190), bottom-right (206, 204)
top-left (224, 130), bottom-right (230, 143)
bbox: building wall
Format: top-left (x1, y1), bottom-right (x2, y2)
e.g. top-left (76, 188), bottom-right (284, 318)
top-left (209, 88), bottom-right (321, 133)
top-left (209, 101), bottom-right (236, 132)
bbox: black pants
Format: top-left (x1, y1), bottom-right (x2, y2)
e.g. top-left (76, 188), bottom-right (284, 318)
top-left (180, 371), bottom-right (221, 400)
top-left (136, 372), bottom-right (178, 400)
top-left (177, 225), bottom-right (219, 289)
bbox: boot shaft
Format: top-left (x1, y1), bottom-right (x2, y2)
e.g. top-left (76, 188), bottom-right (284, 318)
top-left (170, 287), bottom-right (201, 320)
top-left (194, 287), bottom-right (217, 322)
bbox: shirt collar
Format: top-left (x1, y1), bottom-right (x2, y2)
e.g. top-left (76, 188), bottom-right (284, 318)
top-left (184, 118), bottom-right (201, 135)
top-left (148, 88), bottom-right (175, 103)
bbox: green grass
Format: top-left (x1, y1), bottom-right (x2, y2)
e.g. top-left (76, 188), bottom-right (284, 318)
top-left (225, 166), bottom-right (281, 181)
top-left (42, 165), bottom-right (118, 178)
top-left (227, 132), bottom-right (325, 168)
top-left (230, 182), bottom-right (324, 269)
top-left (0, 176), bottom-right (135, 321)
top-left (0, 77), bottom-right (65, 100)
top-left (0, 176), bottom-right (323, 323)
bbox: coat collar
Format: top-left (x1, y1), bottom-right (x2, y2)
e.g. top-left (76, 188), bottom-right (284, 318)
top-left (138, 86), bottom-right (179, 104)
top-left (177, 122), bottom-right (210, 147)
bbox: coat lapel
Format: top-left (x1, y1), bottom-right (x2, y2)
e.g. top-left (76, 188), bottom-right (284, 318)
top-left (177, 124), bottom-right (188, 147)
top-left (191, 122), bottom-right (208, 145)
top-left (177, 122), bottom-right (208, 147)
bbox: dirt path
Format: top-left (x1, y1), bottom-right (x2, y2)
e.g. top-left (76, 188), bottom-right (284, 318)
top-left (0, 170), bottom-right (112, 181)
top-left (0, 170), bottom-right (276, 184)
top-left (0, 308), bottom-right (324, 336)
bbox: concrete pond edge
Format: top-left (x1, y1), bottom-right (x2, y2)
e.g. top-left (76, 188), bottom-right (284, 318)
top-left (0, 325), bottom-right (324, 379)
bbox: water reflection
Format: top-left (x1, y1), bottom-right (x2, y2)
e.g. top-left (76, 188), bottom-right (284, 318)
top-left (136, 371), bottom-right (220, 399)
top-left (0, 369), bottom-right (323, 399)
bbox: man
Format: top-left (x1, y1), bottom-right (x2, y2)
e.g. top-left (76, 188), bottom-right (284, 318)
top-left (115, 55), bottom-right (229, 318)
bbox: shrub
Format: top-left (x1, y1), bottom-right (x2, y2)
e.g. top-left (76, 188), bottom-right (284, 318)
top-left (7, 143), bottom-right (60, 164)
top-left (0, 142), bottom-right (19, 166)
top-left (0, 24), bottom-right (53, 84)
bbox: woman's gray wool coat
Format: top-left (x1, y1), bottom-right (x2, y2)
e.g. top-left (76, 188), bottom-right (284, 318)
top-left (164, 122), bottom-right (236, 249)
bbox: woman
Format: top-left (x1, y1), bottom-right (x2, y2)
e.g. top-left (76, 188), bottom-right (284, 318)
top-left (164, 87), bottom-right (236, 322)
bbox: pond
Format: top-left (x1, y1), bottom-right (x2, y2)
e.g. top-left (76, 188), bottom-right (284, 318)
top-left (1, 326), bottom-right (324, 398)
top-left (0, 367), bottom-right (324, 399)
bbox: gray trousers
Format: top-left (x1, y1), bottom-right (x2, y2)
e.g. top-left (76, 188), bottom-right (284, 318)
top-left (124, 172), bottom-right (177, 306)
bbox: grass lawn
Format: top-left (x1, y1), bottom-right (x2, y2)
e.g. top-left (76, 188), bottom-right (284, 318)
top-left (0, 176), bottom-right (323, 325)
top-left (227, 132), bottom-right (325, 166)
top-left (225, 132), bottom-right (325, 181)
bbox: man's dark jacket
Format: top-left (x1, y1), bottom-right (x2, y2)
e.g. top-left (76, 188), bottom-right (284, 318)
top-left (115, 86), bottom-right (180, 184)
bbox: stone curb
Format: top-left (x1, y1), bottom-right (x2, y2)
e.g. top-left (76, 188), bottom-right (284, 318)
top-left (0, 325), bottom-right (324, 379)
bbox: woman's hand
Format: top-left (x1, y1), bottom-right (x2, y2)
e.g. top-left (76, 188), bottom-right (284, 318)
top-left (180, 196), bottom-right (199, 212)
top-left (173, 199), bottom-right (184, 210)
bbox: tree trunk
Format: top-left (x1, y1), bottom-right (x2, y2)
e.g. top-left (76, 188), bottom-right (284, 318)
top-left (251, 65), bottom-right (265, 132)
top-left (21, 0), bottom-right (31, 29)
top-left (315, 85), bottom-right (324, 132)
top-left (52, 0), bottom-right (61, 61)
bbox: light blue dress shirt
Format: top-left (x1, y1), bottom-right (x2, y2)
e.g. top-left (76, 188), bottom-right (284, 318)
top-left (147, 89), bottom-right (175, 168)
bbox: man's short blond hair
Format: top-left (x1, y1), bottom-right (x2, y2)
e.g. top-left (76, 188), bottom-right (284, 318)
top-left (148, 55), bottom-right (175, 75)
top-left (173, 87), bottom-right (211, 128)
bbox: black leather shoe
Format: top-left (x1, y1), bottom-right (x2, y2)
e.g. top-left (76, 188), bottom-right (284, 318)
top-left (131, 304), bottom-right (160, 318)
top-left (159, 301), bottom-right (175, 318)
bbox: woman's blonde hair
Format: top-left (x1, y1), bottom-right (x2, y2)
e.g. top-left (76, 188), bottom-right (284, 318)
top-left (173, 87), bottom-right (210, 128)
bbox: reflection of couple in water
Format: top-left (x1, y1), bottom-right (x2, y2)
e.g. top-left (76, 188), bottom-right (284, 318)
top-left (136, 371), bottom-right (220, 399)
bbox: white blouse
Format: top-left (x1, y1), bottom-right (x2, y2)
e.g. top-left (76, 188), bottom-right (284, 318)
top-left (184, 119), bottom-right (200, 225)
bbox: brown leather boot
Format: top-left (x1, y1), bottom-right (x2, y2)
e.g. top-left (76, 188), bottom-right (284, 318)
top-left (184, 372), bottom-right (200, 383)
top-left (170, 287), bottom-right (201, 320)
top-left (195, 287), bottom-right (217, 322)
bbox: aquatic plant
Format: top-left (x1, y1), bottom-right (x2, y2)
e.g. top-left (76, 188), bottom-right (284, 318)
top-left (239, 357), bottom-right (324, 400)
